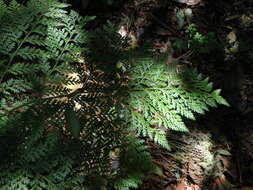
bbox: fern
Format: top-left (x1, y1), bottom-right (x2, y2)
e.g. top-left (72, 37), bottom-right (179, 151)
top-left (122, 52), bottom-right (229, 149)
top-left (0, 0), bottom-right (111, 189)
top-left (0, 0), bottom-right (91, 123)
top-left (0, 2), bottom-right (154, 188)
top-left (0, 1), bottom-right (228, 190)
top-left (112, 136), bottom-right (156, 190)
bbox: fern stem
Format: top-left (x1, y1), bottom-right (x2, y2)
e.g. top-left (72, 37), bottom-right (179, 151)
top-left (0, 94), bottom-right (66, 117)
top-left (0, 87), bottom-right (105, 117)
top-left (37, 173), bottom-right (56, 187)
top-left (0, 34), bottom-right (30, 84)
top-left (130, 87), bottom-right (172, 91)
top-left (0, 16), bottom-right (42, 85)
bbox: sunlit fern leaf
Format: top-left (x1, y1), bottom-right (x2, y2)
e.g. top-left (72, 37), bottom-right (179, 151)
top-left (123, 53), bottom-right (229, 149)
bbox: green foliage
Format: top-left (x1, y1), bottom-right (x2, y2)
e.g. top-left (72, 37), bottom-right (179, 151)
top-left (65, 106), bottom-right (81, 138)
top-left (122, 52), bottom-right (229, 149)
top-left (0, 1), bottom-right (228, 190)
top-left (0, 0), bottom-right (91, 125)
top-left (112, 136), bottom-right (156, 190)
top-left (0, 1), bottom-right (155, 189)
top-left (174, 24), bottom-right (221, 54)
top-left (0, 102), bottom-right (154, 190)
top-left (88, 21), bottom-right (128, 71)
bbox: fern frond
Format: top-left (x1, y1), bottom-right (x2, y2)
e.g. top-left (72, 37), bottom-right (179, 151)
top-left (123, 55), bottom-right (229, 149)
top-left (112, 136), bottom-right (156, 190)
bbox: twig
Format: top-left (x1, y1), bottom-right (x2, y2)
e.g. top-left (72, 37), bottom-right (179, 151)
top-left (167, 50), bottom-right (193, 65)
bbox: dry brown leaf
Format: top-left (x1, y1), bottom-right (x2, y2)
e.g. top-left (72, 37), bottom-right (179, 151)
top-left (175, 180), bottom-right (186, 190)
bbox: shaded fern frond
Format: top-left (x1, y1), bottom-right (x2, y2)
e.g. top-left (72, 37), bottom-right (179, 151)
top-left (112, 136), bottom-right (156, 190)
top-left (0, 0), bottom-right (91, 122)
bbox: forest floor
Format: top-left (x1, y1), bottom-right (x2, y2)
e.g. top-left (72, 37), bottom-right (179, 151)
top-left (84, 0), bottom-right (253, 189)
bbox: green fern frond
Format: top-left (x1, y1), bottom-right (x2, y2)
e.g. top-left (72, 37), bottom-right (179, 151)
top-left (0, 0), bottom-right (92, 123)
top-left (123, 55), bottom-right (229, 149)
top-left (112, 136), bottom-right (156, 190)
